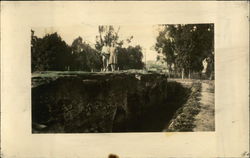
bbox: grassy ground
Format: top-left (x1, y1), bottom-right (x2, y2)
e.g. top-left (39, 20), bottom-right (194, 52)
top-left (166, 79), bottom-right (215, 132)
top-left (193, 81), bottom-right (215, 131)
top-left (166, 81), bottom-right (202, 131)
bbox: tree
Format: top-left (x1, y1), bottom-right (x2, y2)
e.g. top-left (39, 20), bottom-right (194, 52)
top-left (126, 45), bottom-right (144, 69)
top-left (31, 31), bottom-right (71, 72)
top-left (117, 45), bottom-right (144, 70)
top-left (95, 26), bottom-right (122, 51)
top-left (155, 28), bottom-right (176, 74)
top-left (155, 24), bottom-right (214, 79)
top-left (95, 25), bottom-right (143, 70)
top-left (31, 26), bottom-right (145, 73)
top-left (71, 36), bottom-right (102, 71)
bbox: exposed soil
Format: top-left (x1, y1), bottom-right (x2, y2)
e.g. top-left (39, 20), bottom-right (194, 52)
top-left (166, 79), bottom-right (215, 132)
top-left (115, 81), bottom-right (191, 132)
top-left (32, 72), bottom-right (214, 133)
top-left (32, 71), bottom-right (172, 133)
top-left (193, 81), bottom-right (215, 131)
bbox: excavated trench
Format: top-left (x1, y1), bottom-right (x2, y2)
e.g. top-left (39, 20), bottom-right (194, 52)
top-left (32, 71), bottom-right (190, 133)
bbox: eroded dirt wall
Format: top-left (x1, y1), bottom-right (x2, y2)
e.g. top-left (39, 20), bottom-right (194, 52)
top-left (32, 72), bottom-right (171, 133)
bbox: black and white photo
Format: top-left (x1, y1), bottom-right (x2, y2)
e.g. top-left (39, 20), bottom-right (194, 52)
top-left (31, 24), bottom-right (215, 133)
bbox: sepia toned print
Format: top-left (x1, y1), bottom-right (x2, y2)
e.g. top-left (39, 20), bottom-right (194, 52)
top-left (31, 24), bottom-right (215, 133)
top-left (1, 1), bottom-right (249, 158)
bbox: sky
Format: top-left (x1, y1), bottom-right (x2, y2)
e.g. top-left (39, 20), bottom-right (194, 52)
top-left (33, 25), bottom-right (160, 62)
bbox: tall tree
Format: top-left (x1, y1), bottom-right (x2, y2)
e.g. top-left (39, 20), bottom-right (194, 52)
top-left (155, 24), bottom-right (214, 79)
top-left (31, 31), bottom-right (71, 72)
top-left (95, 25), bottom-right (144, 70)
top-left (155, 27), bottom-right (176, 74)
top-left (71, 36), bottom-right (102, 71)
top-left (117, 45), bottom-right (144, 70)
top-left (95, 26), bottom-right (122, 51)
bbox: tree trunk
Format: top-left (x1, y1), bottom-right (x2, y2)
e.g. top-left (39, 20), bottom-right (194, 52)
top-left (181, 68), bottom-right (184, 79)
top-left (209, 71), bottom-right (213, 80)
top-left (188, 69), bottom-right (191, 79)
top-left (168, 65), bottom-right (171, 78)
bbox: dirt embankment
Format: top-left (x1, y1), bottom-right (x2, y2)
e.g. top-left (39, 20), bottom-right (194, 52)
top-left (32, 71), bottom-right (171, 133)
top-left (193, 81), bottom-right (215, 131)
top-left (32, 72), bottom-right (214, 133)
top-left (166, 79), bottom-right (215, 132)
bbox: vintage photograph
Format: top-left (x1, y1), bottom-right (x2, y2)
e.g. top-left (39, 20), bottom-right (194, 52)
top-left (31, 24), bottom-right (215, 133)
top-left (2, 1), bottom-right (249, 157)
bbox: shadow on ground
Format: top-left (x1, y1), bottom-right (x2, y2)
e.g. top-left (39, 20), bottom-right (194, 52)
top-left (32, 72), bottom-right (192, 133)
top-left (113, 81), bottom-right (191, 132)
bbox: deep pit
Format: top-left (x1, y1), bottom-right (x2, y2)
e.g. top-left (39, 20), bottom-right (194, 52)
top-left (32, 71), bottom-right (190, 133)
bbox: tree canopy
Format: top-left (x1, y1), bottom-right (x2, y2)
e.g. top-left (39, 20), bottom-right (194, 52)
top-left (31, 32), bottom-right (71, 72)
top-left (71, 36), bottom-right (102, 71)
top-left (95, 25), bottom-right (144, 70)
top-left (31, 26), bottom-right (144, 72)
top-left (117, 45), bottom-right (144, 70)
top-left (155, 24), bottom-right (214, 78)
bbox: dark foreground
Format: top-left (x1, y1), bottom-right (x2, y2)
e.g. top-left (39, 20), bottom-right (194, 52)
top-left (32, 71), bottom-right (214, 133)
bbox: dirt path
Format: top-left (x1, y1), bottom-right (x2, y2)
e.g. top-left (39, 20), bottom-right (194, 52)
top-left (193, 81), bottom-right (215, 131)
